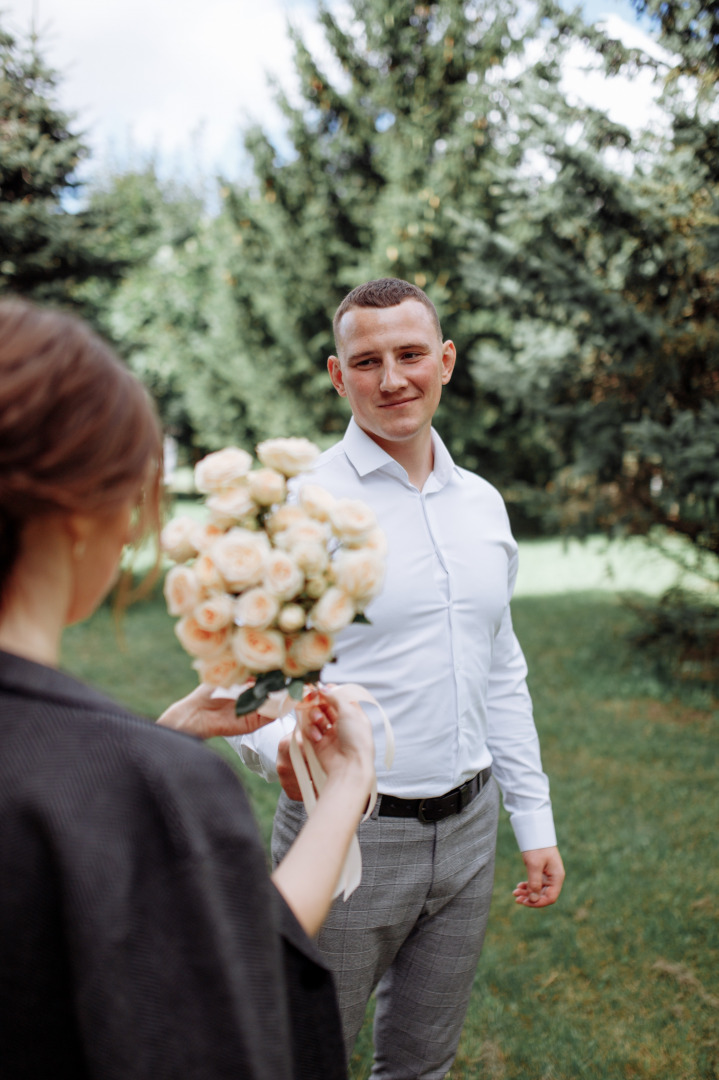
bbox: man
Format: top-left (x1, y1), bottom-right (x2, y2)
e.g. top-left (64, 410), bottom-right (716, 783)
top-left (234, 278), bottom-right (565, 1080)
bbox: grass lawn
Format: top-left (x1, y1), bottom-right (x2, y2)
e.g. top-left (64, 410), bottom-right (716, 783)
top-left (61, 550), bottom-right (718, 1080)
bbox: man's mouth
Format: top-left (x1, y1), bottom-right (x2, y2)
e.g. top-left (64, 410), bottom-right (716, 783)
top-left (379, 397), bottom-right (417, 409)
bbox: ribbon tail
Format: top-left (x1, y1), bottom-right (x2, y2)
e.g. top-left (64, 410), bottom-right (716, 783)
top-left (289, 726), bottom-right (317, 814)
top-left (323, 682), bottom-right (395, 769)
top-left (286, 681), bottom-right (396, 901)
top-left (293, 725), bottom-right (364, 901)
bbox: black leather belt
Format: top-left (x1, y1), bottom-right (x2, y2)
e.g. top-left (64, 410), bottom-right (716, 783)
top-left (377, 767), bottom-right (492, 824)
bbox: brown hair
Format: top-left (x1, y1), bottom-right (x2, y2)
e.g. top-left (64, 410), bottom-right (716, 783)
top-left (0, 298), bottom-right (163, 605)
top-left (332, 278), bottom-right (443, 347)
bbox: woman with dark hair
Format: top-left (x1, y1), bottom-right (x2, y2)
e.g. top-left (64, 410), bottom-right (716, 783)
top-left (0, 299), bottom-right (374, 1080)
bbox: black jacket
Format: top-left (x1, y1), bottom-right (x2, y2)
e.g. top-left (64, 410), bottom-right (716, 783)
top-left (0, 649), bottom-right (346, 1079)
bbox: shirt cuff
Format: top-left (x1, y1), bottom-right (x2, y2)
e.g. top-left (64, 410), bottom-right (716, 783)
top-left (509, 806), bottom-right (557, 852)
top-left (225, 714), bottom-right (296, 784)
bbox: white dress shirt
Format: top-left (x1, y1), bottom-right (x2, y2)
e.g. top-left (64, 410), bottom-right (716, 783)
top-left (233, 419), bottom-right (556, 852)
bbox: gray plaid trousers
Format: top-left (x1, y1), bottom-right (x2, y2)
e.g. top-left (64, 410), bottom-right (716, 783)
top-left (272, 777), bottom-right (500, 1080)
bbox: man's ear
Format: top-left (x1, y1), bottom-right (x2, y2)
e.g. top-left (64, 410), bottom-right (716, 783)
top-left (441, 340), bottom-right (456, 385)
top-left (327, 355), bottom-right (347, 397)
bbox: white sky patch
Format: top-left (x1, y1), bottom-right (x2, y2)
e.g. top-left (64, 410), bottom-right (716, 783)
top-left (561, 13), bottom-right (673, 137)
top-left (1, 0), bottom-right (339, 178)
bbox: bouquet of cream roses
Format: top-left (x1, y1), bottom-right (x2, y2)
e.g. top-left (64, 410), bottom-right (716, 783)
top-left (161, 437), bottom-right (386, 715)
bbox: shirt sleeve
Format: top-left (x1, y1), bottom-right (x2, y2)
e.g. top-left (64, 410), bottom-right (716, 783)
top-left (228, 714), bottom-right (297, 783)
top-left (485, 547), bottom-right (557, 852)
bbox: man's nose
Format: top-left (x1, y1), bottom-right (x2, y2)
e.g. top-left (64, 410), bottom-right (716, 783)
top-left (379, 358), bottom-right (408, 392)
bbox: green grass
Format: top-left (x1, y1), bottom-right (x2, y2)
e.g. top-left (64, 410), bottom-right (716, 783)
top-left (61, 572), bottom-right (718, 1080)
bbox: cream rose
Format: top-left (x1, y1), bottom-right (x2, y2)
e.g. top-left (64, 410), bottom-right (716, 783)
top-left (331, 548), bottom-right (386, 607)
top-left (298, 482), bottom-right (337, 522)
top-left (265, 504), bottom-right (306, 535)
top-left (363, 526), bottom-right (389, 557)
top-left (329, 497), bottom-right (378, 545)
top-left (291, 540), bottom-right (329, 577)
top-left (194, 447), bottom-right (253, 493)
top-left (263, 550), bottom-right (305, 601)
top-left (247, 468), bottom-right (287, 507)
top-left (175, 615), bottom-right (230, 658)
top-left (286, 629), bottom-right (334, 674)
top-left (278, 603), bottom-right (307, 633)
top-left (282, 650), bottom-right (307, 679)
top-left (309, 587), bottom-right (356, 634)
top-left (194, 551), bottom-right (225, 592)
top-left (235, 587), bottom-right (280, 630)
top-left (161, 515), bottom-right (199, 563)
top-left (206, 485), bottom-right (257, 527)
top-left (191, 519), bottom-right (227, 552)
top-left (211, 529), bottom-right (269, 591)
top-left (163, 565), bottom-right (202, 616)
top-left (232, 626), bottom-right (286, 672)
top-left (256, 437), bottom-right (320, 477)
top-left (192, 650), bottom-right (251, 689)
top-left (274, 517), bottom-right (330, 553)
top-left (193, 594), bottom-right (235, 632)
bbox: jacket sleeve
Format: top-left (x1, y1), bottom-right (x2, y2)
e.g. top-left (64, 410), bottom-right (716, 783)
top-left (60, 738), bottom-right (306, 1079)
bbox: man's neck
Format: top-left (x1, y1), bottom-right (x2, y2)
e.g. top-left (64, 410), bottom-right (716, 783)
top-left (364, 428), bottom-right (434, 490)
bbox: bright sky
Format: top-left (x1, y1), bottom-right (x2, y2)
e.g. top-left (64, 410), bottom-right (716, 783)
top-left (1, 0), bottom-right (663, 181)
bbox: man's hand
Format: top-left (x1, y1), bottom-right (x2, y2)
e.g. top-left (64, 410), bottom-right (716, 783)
top-left (513, 846), bottom-right (565, 908)
top-left (277, 733), bottom-right (304, 801)
top-left (156, 683), bottom-right (271, 739)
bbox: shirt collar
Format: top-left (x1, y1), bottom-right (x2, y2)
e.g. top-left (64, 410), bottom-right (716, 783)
top-left (342, 417), bottom-right (461, 490)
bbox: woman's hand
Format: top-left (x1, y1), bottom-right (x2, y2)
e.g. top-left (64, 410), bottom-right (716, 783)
top-left (270, 687), bottom-right (377, 936)
top-left (296, 687), bottom-right (375, 793)
top-left (156, 683), bottom-right (271, 738)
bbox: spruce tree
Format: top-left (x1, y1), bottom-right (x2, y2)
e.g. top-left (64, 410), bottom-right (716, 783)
top-left (0, 23), bottom-right (126, 312)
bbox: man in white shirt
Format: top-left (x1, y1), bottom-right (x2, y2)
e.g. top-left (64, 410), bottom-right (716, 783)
top-left (235, 278), bottom-right (565, 1080)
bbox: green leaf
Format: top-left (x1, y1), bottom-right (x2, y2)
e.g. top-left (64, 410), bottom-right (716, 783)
top-left (352, 612), bottom-right (372, 625)
top-left (287, 679), bottom-right (305, 700)
top-left (234, 669), bottom-right (288, 715)
top-left (235, 686), bottom-right (265, 715)
top-left (257, 669), bottom-right (290, 695)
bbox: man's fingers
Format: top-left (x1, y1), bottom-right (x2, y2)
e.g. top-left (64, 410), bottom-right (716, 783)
top-left (277, 735), bottom-right (303, 802)
top-left (515, 846), bottom-right (565, 908)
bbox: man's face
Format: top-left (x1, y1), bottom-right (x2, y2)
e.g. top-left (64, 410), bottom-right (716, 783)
top-left (327, 300), bottom-right (455, 453)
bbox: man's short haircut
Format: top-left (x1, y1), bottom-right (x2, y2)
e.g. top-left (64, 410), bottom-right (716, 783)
top-left (333, 278), bottom-right (442, 348)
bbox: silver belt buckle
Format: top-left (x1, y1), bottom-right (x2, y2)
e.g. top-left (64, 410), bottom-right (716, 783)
top-left (417, 797), bottom-right (432, 824)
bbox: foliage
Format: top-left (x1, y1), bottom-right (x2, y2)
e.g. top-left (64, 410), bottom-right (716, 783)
top-left (0, 23), bottom-right (129, 317)
top-left (624, 585), bottom-right (719, 685)
top-left (7, 1), bottom-right (716, 596)
top-left (448, 0), bottom-right (719, 567)
top-left (209, 0), bottom-right (601, 490)
top-left (211, 0), bottom-right (719, 561)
